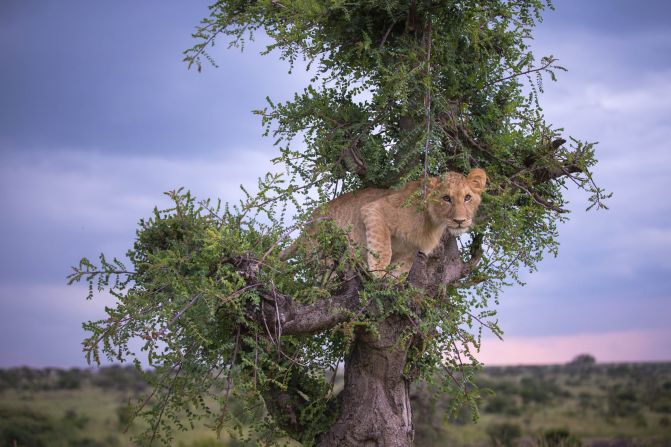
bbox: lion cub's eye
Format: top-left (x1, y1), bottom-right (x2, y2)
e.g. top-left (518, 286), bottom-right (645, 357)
top-left (464, 194), bottom-right (472, 202)
top-left (442, 195), bottom-right (451, 203)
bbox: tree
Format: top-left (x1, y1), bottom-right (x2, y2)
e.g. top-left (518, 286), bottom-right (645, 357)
top-left (69, 1), bottom-right (608, 445)
top-left (568, 354), bottom-right (597, 367)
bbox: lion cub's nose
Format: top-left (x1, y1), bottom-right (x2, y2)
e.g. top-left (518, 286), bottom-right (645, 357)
top-left (453, 218), bottom-right (466, 225)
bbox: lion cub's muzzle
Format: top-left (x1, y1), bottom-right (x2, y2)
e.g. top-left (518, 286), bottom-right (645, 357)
top-left (446, 217), bottom-right (472, 235)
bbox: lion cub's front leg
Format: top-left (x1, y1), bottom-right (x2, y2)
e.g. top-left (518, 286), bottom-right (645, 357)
top-left (361, 205), bottom-right (392, 278)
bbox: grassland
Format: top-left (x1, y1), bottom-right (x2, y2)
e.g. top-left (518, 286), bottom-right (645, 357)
top-left (1, 360), bottom-right (670, 446)
top-left (413, 359), bottom-right (671, 447)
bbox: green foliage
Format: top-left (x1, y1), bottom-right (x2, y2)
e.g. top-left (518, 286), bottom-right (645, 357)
top-left (0, 406), bottom-right (57, 447)
top-left (607, 386), bottom-right (641, 418)
top-left (542, 428), bottom-right (582, 447)
top-left (69, 0), bottom-right (609, 444)
top-left (117, 404), bottom-right (135, 430)
top-left (69, 188), bottom-right (353, 445)
top-left (0, 406), bottom-right (117, 447)
top-left (486, 422), bottom-right (521, 447)
top-left (483, 394), bottom-right (521, 416)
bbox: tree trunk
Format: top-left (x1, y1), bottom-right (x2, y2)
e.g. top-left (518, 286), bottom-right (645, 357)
top-left (246, 235), bottom-right (473, 445)
top-left (318, 315), bottom-right (414, 447)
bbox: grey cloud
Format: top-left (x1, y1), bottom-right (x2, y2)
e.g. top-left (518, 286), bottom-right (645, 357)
top-left (0, 0), bottom-right (308, 156)
top-left (542, 0), bottom-right (671, 35)
top-left (0, 149), bottom-right (276, 284)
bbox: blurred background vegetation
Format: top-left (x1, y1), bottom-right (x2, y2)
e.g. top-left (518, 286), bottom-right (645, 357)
top-left (1, 356), bottom-right (670, 446)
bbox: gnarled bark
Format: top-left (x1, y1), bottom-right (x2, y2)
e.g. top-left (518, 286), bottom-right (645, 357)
top-left (317, 315), bottom-right (415, 447)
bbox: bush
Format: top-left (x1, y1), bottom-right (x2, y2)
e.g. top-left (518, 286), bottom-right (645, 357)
top-left (0, 406), bottom-right (57, 447)
top-left (568, 354), bottom-right (596, 367)
top-left (57, 368), bottom-right (86, 390)
top-left (486, 422), bottom-right (522, 447)
top-left (607, 387), bottom-right (641, 417)
top-left (0, 405), bottom-right (111, 447)
top-left (543, 428), bottom-right (582, 447)
top-left (483, 394), bottom-right (521, 416)
top-left (519, 377), bottom-right (554, 405)
top-left (92, 365), bottom-right (147, 392)
top-left (116, 404), bottom-right (135, 430)
top-left (63, 408), bottom-right (90, 430)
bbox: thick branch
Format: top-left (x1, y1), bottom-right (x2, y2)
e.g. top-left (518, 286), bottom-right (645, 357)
top-left (235, 255), bottom-right (362, 336)
top-left (261, 275), bottom-right (362, 335)
top-left (440, 111), bottom-right (585, 184)
top-left (239, 228), bottom-right (483, 333)
top-left (239, 230), bottom-right (479, 339)
top-left (407, 232), bottom-right (478, 293)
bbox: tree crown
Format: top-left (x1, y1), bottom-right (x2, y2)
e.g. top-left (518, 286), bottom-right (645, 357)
top-left (69, 1), bottom-right (607, 444)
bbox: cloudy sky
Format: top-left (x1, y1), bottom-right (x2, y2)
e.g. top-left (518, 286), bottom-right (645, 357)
top-left (1, 0), bottom-right (669, 368)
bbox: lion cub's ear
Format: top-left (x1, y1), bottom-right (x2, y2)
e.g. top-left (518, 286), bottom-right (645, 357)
top-left (467, 168), bottom-right (487, 193)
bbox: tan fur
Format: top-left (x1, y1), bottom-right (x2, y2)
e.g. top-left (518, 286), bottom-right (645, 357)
top-left (286, 168), bottom-right (486, 278)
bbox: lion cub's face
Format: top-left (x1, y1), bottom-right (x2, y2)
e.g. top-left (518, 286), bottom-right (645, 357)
top-left (427, 168), bottom-right (487, 236)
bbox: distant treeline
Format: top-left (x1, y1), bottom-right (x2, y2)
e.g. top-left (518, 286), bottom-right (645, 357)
top-left (0, 364), bottom-right (150, 392)
top-left (2, 356), bottom-right (671, 395)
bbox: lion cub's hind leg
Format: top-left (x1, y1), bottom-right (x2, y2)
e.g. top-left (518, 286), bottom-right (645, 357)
top-left (361, 205), bottom-right (392, 278)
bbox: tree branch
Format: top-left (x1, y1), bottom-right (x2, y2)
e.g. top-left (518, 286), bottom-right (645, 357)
top-left (486, 57), bottom-right (558, 87)
top-left (235, 255), bottom-right (363, 336)
top-left (407, 233), bottom-right (469, 293)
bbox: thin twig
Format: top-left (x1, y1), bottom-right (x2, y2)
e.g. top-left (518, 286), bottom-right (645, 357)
top-left (422, 16), bottom-right (433, 199)
top-left (149, 362), bottom-right (183, 446)
top-left (486, 57), bottom-right (557, 87)
top-left (170, 294), bottom-right (202, 325)
top-left (379, 20), bottom-right (398, 49)
top-left (186, 22), bottom-right (226, 70)
top-left (217, 326), bottom-right (241, 432)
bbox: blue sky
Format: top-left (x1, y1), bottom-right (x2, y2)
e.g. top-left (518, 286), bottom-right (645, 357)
top-left (1, 0), bottom-right (670, 367)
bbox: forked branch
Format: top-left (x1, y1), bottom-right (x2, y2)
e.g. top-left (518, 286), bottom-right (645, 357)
top-left (236, 231), bottom-right (475, 337)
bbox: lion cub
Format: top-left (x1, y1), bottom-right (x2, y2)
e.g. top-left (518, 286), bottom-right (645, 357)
top-left (286, 169), bottom-right (486, 277)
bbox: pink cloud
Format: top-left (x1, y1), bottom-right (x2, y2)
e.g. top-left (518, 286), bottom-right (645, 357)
top-left (478, 329), bottom-right (671, 365)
